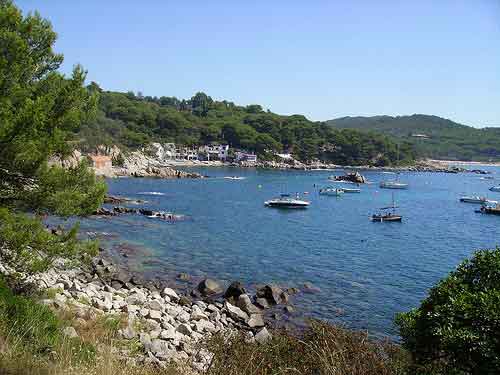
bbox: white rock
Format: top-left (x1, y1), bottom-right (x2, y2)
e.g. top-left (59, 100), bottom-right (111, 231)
top-left (148, 310), bottom-right (162, 321)
top-left (161, 287), bottom-right (179, 302)
top-left (247, 314), bottom-right (265, 328)
top-left (225, 302), bottom-right (249, 322)
top-left (255, 328), bottom-right (272, 344)
top-left (160, 327), bottom-right (176, 340)
top-left (62, 326), bottom-right (78, 338)
top-left (148, 299), bottom-right (163, 311)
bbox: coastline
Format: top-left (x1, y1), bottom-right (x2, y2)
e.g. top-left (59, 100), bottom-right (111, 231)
top-left (0, 251), bottom-right (295, 371)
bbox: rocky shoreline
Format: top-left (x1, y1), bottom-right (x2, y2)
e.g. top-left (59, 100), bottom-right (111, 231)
top-left (53, 146), bottom-right (492, 179)
top-left (0, 254), bottom-right (303, 372)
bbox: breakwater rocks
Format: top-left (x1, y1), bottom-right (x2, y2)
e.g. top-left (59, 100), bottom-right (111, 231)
top-left (6, 258), bottom-right (299, 371)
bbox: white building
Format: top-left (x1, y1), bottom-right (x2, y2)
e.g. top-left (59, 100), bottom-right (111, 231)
top-left (235, 152), bottom-right (257, 163)
top-left (218, 145), bottom-right (229, 161)
top-left (199, 144), bottom-right (229, 161)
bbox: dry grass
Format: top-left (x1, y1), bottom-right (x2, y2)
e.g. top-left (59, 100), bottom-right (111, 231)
top-left (203, 321), bottom-right (411, 375)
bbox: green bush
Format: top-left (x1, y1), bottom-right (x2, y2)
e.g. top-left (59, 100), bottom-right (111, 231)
top-left (0, 276), bottom-right (61, 353)
top-left (0, 277), bottom-right (96, 362)
top-left (396, 247), bottom-right (500, 374)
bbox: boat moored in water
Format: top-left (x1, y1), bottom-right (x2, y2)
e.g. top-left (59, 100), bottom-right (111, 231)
top-left (319, 187), bottom-right (344, 196)
top-left (489, 186), bottom-right (500, 192)
top-left (371, 212), bottom-right (403, 222)
top-left (379, 181), bottom-right (408, 189)
top-left (371, 193), bottom-right (402, 222)
top-left (264, 194), bottom-right (310, 208)
top-left (459, 196), bottom-right (497, 204)
top-left (479, 203), bottom-right (500, 215)
top-left (340, 187), bottom-right (361, 193)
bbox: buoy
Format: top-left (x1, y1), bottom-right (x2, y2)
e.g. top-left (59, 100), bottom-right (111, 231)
top-left (258, 184), bottom-right (262, 189)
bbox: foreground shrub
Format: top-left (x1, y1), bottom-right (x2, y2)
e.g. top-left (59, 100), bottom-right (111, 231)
top-left (205, 321), bottom-right (409, 375)
top-left (396, 247), bottom-right (500, 374)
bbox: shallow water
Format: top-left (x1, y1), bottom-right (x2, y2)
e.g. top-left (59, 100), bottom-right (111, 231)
top-left (68, 167), bottom-right (500, 337)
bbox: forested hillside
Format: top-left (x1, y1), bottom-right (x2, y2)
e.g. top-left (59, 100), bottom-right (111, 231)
top-left (78, 86), bottom-right (415, 166)
top-left (327, 115), bottom-right (500, 161)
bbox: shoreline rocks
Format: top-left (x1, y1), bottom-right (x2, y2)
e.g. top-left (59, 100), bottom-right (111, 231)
top-left (1, 257), bottom-right (298, 371)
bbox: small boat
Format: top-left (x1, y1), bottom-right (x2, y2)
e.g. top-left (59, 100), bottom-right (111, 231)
top-left (459, 196), bottom-right (497, 204)
top-left (489, 186), bottom-right (500, 192)
top-left (379, 181), bottom-right (408, 189)
top-left (224, 176), bottom-right (246, 180)
top-left (319, 187), bottom-right (344, 196)
top-left (479, 203), bottom-right (500, 215)
top-left (340, 187), bottom-right (361, 193)
top-left (264, 194), bottom-right (310, 208)
top-left (371, 212), bottom-right (403, 222)
top-left (371, 193), bottom-right (402, 222)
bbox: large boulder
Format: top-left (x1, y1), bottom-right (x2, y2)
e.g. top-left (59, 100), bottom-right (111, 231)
top-left (254, 328), bottom-right (272, 344)
top-left (224, 281), bottom-right (246, 300)
top-left (197, 279), bottom-right (223, 296)
top-left (256, 285), bottom-right (288, 305)
top-left (225, 302), bottom-right (249, 322)
top-left (236, 294), bottom-right (261, 314)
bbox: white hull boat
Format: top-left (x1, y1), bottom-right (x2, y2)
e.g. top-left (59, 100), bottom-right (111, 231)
top-left (380, 181), bottom-right (408, 189)
top-left (459, 196), bottom-right (497, 204)
top-left (319, 188), bottom-right (344, 196)
top-left (265, 194), bottom-right (310, 208)
top-left (489, 186), bottom-right (500, 192)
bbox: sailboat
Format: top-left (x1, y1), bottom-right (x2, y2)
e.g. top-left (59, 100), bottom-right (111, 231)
top-left (379, 145), bottom-right (408, 189)
top-left (371, 193), bottom-right (402, 222)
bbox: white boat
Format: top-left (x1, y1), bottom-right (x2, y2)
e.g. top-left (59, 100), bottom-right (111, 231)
top-left (264, 194), bottom-right (310, 208)
top-left (459, 196), bottom-right (497, 204)
top-left (319, 187), bottom-right (344, 196)
top-left (379, 181), bottom-right (408, 189)
top-left (341, 187), bottom-right (361, 193)
top-left (224, 176), bottom-right (246, 180)
top-left (489, 186), bottom-right (500, 192)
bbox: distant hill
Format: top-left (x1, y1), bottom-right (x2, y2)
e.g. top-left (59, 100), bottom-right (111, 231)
top-left (326, 115), bottom-right (500, 161)
top-left (77, 87), bottom-right (415, 166)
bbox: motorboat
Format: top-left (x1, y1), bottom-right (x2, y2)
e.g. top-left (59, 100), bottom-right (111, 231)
top-left (371, 193), bottom-right (402, 222)
top-left (379, 181), bottom-right (408, 189)
top-left (264, 194), bottom-right (310, 208)
top-left (319, 187), bottom-right (344, 196)
top-left (489, 186), bottom-right (500, 192)
top-left (459, 196), bottom-right (497, 204)
top-left (224, 176), bottom-right (246, 180)
top-left (479, 203), bottom-right (500, 215)
top-left (340, 187), bottom-right (361, 193)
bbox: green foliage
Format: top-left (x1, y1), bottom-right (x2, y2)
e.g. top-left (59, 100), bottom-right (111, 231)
top-left (28, 161), bottom-right (107, 217)
top-left (328, 115), bottom-right (500, 161)
top-left (0, 276), bottom-right (96, 363)
top-left (0, 208), bottom-right (98, 276)
top-left (80, 90), bottom-right (414, 166)
top-left (0, 0), bottom-right (105, 276)
top-left (396, 247), bottom-right (500, 374)
top-left (0, 0), bottom-right (103, 211)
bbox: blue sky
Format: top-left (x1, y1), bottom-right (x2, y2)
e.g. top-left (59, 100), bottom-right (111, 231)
top-left (17, 1), bottom-right (500, 127)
